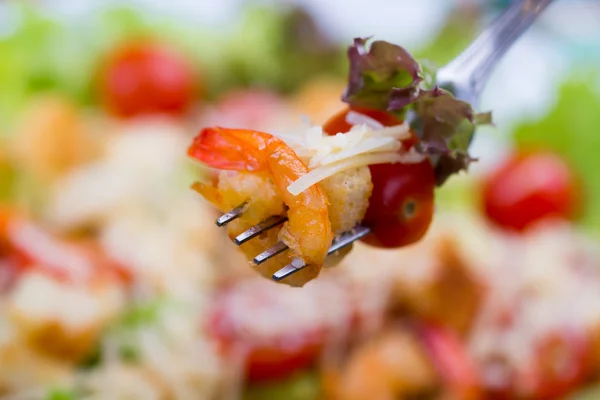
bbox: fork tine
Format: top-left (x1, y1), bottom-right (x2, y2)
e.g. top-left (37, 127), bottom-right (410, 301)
top-left (272, 225), bottom-right (371, 281)
top-left (328, 225), bottom-right (371, 254)
top-left (216, 203), bottom-right (247, 227)
top-left (272, 258), bottom-right (305, 281)
top-left (234, 215), bottom-right (288, 245)
top-left (254, 241), bottom-right (289, 265)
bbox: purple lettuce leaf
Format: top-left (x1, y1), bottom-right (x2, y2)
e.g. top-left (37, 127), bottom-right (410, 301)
top-left (342, 38), bottom-right (422, 113)
top-left (341, 38), bottom-right (492, 186)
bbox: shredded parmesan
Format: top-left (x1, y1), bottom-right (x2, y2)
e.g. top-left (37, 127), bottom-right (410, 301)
top-left (288, 150), bottom-right (424, 196)
top-left (345, 110), bottom-right (385, 130)
top-left (272, 114), bottom-right (423, 196)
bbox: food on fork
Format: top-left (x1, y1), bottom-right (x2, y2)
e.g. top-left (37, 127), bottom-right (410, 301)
top-left (189, 128), bottom-right (335, 286)
top-left (187, 38), bottom-right (492, 286)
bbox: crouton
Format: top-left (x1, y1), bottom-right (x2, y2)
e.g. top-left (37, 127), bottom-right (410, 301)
top-left (320, 166), bottom-right (372, 234)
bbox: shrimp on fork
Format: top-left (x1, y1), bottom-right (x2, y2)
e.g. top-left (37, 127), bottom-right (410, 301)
top-left (188, 127), bottom-right (334, 286)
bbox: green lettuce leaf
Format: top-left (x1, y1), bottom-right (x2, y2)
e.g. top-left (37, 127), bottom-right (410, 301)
top-left (342, 38), bottom-right (491, 186)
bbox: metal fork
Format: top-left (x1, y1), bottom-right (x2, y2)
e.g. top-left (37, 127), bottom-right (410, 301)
top-left (215, 0), bottom-right (554, 282)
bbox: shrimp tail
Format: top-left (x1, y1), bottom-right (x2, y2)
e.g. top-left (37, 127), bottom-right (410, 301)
top-left (188, 127), bottom-right (264, 172)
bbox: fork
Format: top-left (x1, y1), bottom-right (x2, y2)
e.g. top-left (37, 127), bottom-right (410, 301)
top-left (215, 0), bottom-right (554, 282)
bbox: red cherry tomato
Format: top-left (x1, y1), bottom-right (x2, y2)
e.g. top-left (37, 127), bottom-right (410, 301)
top-left (516, 330), bottom-right (592, 400)
top-left (481, 151), bottom-right (579, 232)
top-left (208, 280), bottom-right (335, 383)
top-left (99, 41), bottom-right (196, 118)
top-left (323, 107), bottom-right (435, 248)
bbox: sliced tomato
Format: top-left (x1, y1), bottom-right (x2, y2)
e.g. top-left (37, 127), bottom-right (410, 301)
top-left (481, 150), bottom-right (580, 232)
top-left (323, 106), bottom-right (435, 248)
top-left (99, 40), bottom-right (196, 118)
top-left (416, 322), bottom-right (482, 399)
top-left (207, 279), bottom-right (351, 383)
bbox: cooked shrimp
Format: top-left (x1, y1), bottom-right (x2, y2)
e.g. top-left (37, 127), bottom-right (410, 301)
top-left (188, 127), bottom-right (333, 284)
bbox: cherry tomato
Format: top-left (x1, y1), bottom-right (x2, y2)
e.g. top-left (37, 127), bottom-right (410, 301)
top-left (516, 330), bottom-right (592, 400)
top-left (207, 280), bottom-right (330, 383)
top-left (323, 106), bottom-right (409, 137)
top-left (323, 107), bottom-right (435, 248)
top-left (481, 151), bottom-right (580, 232)
top-left (99, 40), bottom-right (196, 118)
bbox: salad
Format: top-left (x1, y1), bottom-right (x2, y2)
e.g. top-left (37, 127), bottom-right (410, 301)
top-left (0, 2), bottom-right (598, 400)
top-left (187, 38), bottom-right (490, 286)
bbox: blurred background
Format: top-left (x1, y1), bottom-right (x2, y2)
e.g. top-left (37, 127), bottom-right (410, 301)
top-left (0, 0), bottom-right (600, 399)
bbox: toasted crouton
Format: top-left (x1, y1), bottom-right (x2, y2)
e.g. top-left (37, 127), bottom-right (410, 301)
top-left (320, 167), bottom-right (373, 234)
top-left (324, 328), bottom-right (439, 400)
top-left (397, 236), bottom-right (484, 335)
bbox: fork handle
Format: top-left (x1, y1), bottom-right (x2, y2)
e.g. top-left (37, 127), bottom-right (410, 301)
top-left (436, 0), bottom-right (554, 106)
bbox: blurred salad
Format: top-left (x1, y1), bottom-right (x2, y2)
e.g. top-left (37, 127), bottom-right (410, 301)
top-left (0, 2), bottom-right (345, 130)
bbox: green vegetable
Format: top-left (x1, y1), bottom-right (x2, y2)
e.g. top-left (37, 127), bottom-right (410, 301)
top-left (0, 3), bottom-right (151, 129)
top-left (46, 388), bottom-right (77, 400)
top-left (243, 370), bottom-right (321, 400)
top-left (78, 299), bottom-right (166, 369)
top-left (513, 69), bottom-right (600, 235)
top-left (111, 299), bottom-right (165, 363)
top-left (222, 4), bottom-right (345, 94)
top-left (0, 157), bottom-right (17, 203)
top-left (119, 299), bottom-right (164, 329)
top-left (434, 173), bottom-right (478, 212)
top-left (342, 38), bottom-right (491, 186)
top-left (77, 344), bottom-right (101, 370)
top-left (567, 384), bottom-right (600, 400)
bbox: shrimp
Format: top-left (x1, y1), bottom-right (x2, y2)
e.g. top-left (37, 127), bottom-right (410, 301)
top-left (188, 127), bottom-right (333, 284)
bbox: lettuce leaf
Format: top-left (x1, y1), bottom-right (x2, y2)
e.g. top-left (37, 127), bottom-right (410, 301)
top-left (343, 38), bottom-right (422, 111)
top-left (342, 38), bottom-right (491, 186)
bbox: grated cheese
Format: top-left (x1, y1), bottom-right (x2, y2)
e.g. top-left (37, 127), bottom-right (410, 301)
top-left (345, 110), bottom-right (384, 130)
top-left (288, 149), bottom-right (425, 196)
top-left (272, 114), bottom-right (425, 196)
